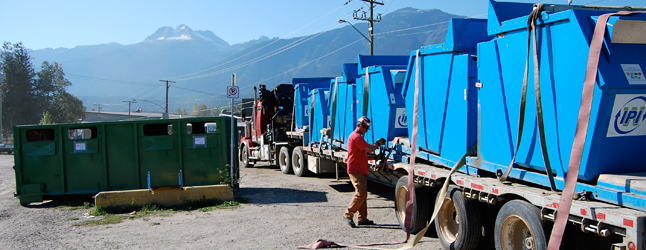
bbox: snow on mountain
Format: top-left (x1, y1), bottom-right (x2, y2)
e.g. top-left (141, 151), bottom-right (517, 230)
top-left (144, 24), bottom-right (230, 48)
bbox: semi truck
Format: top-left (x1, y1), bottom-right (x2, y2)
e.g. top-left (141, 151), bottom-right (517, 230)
top-left (253, 1), bottom-right (646, 250)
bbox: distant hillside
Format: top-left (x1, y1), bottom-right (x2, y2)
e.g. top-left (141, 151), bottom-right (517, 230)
top-left (28, 8), bottom-right (462, 112)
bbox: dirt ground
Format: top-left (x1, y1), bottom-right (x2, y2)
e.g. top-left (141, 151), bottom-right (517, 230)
top-left (0, 154), bottom-right (442, 249)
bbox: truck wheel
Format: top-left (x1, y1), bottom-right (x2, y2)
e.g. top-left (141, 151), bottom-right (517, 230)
top-left (292, 146), bottom-right (308, 177)
top-left (278, 146), bottom-right (292, 174)
top-left (495, 200), bottom-right (547, 250)
top-left (435, 185), bottom-right (481, 250)
top-left (394, 176), bottom-right (433, 234)
top-left (241, 145), bottom-right (251, 168)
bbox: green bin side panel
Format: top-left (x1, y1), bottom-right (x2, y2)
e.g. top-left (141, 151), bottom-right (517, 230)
top-left (182, 119), bottom-right (228, 186)
top-left (139, 134), bottom-right (180, 187)
top-left (105, 124), bottom-right (138, 190)
top-left (64, 137), bottom-right (104, 193)
top-left (19, 139), bottom-right (62, 194)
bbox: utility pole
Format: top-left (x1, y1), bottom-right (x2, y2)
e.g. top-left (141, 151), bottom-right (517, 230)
top-left (354, 0), bottom-right (383, 55)
top-left (159, 79), bottom-right (175, 119)
top-left (123, 99), bottom-right (137, 121)
top-left (93, 103), bottom-right (103, 121)
top-left (230, 74), bottom-right (236, 188)
top-left (0, 73), bottom-right (4, 142)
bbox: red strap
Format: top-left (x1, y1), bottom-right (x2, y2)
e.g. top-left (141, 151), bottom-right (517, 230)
top-left (547, 11), bottom-right (646, 249)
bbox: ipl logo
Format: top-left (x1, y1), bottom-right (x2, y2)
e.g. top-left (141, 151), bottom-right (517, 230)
top-left (395, 108), bottom-right (408, 128)
top-left (613, 96), bottom-right (646, 135)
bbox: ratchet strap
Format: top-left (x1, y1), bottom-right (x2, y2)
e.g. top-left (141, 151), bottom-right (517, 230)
top-left (329, 77), bottom-right (340, 142)
top-left (499, 4), bottom-right (558, 192)
top-left (547, 10), bottom-right (646, 250)
top-left (363, 67), bottom-right (370, 116)
top-left (309, 91), bottom-right (315, 141)
top-left (404, 50), bottom-right (422, 240)
top-left (300, 50), bottom-right (475, 250)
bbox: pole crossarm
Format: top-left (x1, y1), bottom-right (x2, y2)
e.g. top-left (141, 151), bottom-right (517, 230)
top-left (348, 0), bottom-right (383, 55)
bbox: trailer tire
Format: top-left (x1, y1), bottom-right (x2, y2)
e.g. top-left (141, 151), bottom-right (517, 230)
top-left (435, 185), bottom-right (481, 250)
top-left (278, 146), bottom-right (292, 174)
top-left (494, 200), bottom-right (547, 250)
top-left (394, 176), bottom-right (433, 234)
top-left (241, 144), bottom-right (252, 168)
top-left (292, 146), bottom-right (308, 177)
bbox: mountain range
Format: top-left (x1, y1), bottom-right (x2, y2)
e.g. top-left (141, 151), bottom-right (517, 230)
top-left (28, 7), bottom-right (463, 112)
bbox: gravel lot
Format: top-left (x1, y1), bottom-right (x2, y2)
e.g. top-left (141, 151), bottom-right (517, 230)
top-left (0, 154), bottom-right (441, 249)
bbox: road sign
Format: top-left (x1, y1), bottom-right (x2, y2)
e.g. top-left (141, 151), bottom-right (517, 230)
top-left (227, 86), bottom-right (239, 98)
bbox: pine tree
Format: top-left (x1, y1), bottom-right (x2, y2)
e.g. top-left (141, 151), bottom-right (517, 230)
top-left (198, 103), bottom-right (208, 117)
top-left (1, 42), bottom-right (85, 132)
top-left (1, 42), bottom-right (39, 134)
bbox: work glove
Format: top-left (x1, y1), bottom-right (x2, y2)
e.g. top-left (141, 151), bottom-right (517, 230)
top-left (375, 138), bottom-right (386, 146)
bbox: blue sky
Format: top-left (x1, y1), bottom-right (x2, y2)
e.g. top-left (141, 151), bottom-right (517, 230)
top-left (2, 0), bottom-right (646, 50)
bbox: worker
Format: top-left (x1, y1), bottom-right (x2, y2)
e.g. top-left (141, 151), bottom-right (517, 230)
top-left (344, 116), bottom-right (386, 228)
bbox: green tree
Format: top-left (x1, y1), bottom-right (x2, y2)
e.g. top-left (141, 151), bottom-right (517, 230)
top-left (1, 42), bottom-right (85, 132)
top-left (191, 103), bottom-right (199, 116)
top-left (197, 103), bottom-right (208, 117)
top-left (39, 111), bottom-right (53, 125)
top-left (0, 42), bottom-right (39, 134)
top-left (181, 108), bottom-right (188, 116)
top-left (36, 61), bottom-right (85, 123)
top-left (175, 108), bottom-right (182, 115)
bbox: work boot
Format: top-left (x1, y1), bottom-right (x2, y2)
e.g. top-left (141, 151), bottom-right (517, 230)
top-left (345, 217), bottom-right (356, 228)
top-left (358, 219), bottom-right (375, 226)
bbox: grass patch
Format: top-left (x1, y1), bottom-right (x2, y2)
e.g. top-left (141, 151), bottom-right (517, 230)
top-left (88, 206), bottom-right (108, 216)
top-left (68, 217), bottom-right (79, 221)
top-left (73, 214), bottom-right (128, 226)
top-left (55, 201), bottom-right (94, 211)
top-left (72, 196), bottom-right (250, 227)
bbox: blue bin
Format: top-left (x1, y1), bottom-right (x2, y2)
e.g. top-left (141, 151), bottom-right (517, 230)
top-left (309, 88), bottom-right (331, 143)
top-left (477, 0), bottom-right (646, 181)
top-left (329, 63), bottom-right (359, 143)
top-left (401, 18), bottom-right (490, 167)
top-left (292, 78), bottom-right (333, 131)
top-left (356, 55), bottom-right (409, 143)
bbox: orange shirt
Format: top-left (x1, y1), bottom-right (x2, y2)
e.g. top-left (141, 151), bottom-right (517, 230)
top-left (347, 131), bottom-right (369, 175)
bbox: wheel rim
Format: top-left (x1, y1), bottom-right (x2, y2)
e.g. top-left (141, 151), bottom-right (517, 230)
top-left (279, 151), bottom-right (288, 170)
top-left (500, 215), bottom-right (535, 250)
top-left (437, 197), bottom-right (459, 243)
top-left (396, 185), bottom-right (408, 222)
top-left (293, 153), bottom-right (301, 171)
top-left (242, 148), bottom-right (248, 165)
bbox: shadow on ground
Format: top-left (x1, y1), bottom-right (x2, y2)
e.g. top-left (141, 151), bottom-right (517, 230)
top-left (235, 187), bottom-right (328, 204)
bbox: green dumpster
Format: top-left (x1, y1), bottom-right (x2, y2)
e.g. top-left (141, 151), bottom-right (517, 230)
top-left (13, 117), bottom-right (238, 205)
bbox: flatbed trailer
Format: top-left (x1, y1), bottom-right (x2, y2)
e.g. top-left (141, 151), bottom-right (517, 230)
top-left (278, 1), bottom-right (646, 249)
top-left (301, 137), bottom-right (646, 250)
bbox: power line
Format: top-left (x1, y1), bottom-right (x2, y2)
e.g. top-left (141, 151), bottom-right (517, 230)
top-left (353, 0), bottom-right (383, 55)
top-left (65, 73), bottom-right (157, 86)
top-left (165, 3), bottom-right (350, 80)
